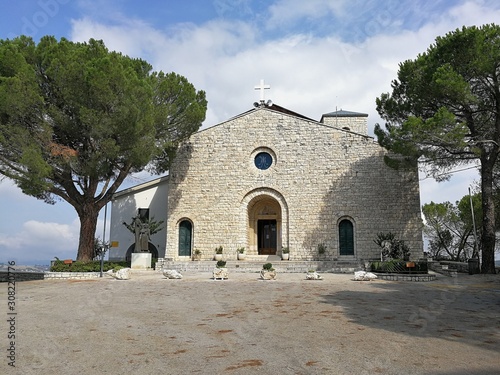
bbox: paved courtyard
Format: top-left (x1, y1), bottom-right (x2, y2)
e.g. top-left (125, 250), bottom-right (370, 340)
top-left (2, 271), bottom-right (499, 374)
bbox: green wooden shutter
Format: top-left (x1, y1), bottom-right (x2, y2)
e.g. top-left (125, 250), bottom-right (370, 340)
top-left (178, 220), bottom-right (192, 256)
top-left (339, 220), bottom-right (354, 256)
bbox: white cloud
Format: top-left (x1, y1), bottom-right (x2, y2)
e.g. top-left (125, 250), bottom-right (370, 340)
top-left (68, 0), bottom-right (500, 133)
top-left (0, 179), bottom-right (23, 201)
top-left (19, 220), bottom-right (75, 247)
top-left (447, 1), bottom-right (500, 27)
top-left (420, 167), bottom-right (481, 206)
top-left (3, 0), bottom-right (498, 263)
top-left (70, 16), bottom-right (168, 62)
top-left (25, 220), bottom-right (78, 243)
top-left (0, 218), bottom-right (80, 264)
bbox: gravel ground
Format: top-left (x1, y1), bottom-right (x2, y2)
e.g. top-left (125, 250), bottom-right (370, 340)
top-left (2, 271), bottom-right (499, 375)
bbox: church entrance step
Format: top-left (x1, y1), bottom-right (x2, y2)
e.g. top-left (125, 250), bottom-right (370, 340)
top-left (155, 260), bottom-right (364, 274)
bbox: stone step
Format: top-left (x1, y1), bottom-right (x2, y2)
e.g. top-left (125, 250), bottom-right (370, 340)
top-left (155, 260), bottom-right (365, 274)
top-left (243, 255), bottom-right (279, 261)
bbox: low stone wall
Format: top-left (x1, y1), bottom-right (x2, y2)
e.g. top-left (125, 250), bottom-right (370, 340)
top-left (0, 271), bottom-right (45, 282)
top-left (434, 261), bottom-right (469, 273)
top-left (44, 272), bottom-right (102, 280)
top-left (375, 273), bottom-right (436, 282)
top-left (428, 261), bottom-right (467, 276)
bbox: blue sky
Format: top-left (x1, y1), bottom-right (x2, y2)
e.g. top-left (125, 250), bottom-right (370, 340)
top-left (1, 0), bottom-right (499, 265)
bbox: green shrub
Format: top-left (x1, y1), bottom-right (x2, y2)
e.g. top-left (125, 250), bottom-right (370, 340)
top-left (216, 260), bottom-right (227, 268)
top-left (370, 260), bottom-right (428, 274)
top-left (317, 243), bottom-right (327, 255)
top-left (262, 263), bottom-right (274, 271)
top-left (50, 260), bottom-right (129, 272)
top-left (50, 259), bottom-right (69, 272)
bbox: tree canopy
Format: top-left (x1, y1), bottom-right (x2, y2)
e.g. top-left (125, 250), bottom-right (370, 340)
top-left (0, 36), bottom-right (207, 260)
top-left (422, 194), bottom-right (481, 261)
top-left (375, 24), bottom-right (500, 273)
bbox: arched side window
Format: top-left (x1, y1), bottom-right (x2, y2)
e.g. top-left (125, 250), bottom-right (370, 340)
top-left (339, 219), bottom-right (354, 256)
top-left (178, 220), bottom-right (192, 256)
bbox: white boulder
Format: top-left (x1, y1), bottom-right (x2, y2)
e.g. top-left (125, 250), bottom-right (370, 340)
top-left (305, 271), bottom-right (323, 280)
top-left (353, 271), bottom-right (377, 281)
top-left (163, 269), bottom-right (183, 279)
top-left (106, 268), bottom-right (131, 280)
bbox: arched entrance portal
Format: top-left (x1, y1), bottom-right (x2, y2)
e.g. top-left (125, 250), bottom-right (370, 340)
top-left (258, 219), bottom-right (277, 255)
top-left (178, 220), bottom-right (192, 257)
top-left (248, 196), bottom-right (282, 255)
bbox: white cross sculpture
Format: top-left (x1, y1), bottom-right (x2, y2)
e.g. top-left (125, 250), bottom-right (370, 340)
top-left (254, 79), bottom-right (270, 103)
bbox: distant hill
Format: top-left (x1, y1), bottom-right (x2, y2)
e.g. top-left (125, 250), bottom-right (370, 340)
top-left (0, 264), bottom-right (49, 272)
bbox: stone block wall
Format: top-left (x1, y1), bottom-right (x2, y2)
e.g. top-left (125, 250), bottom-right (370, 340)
top-left (44, 272), bottom-right (102, 279)
top-left (322, 116), bottom-right (368, 135)
top-left (166, 107), bottom-right (423, 261)
top-left (0, 271), bottom-right (45, 282)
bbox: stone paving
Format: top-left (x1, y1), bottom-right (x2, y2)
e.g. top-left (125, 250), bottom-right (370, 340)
top-left (2, 271), bottom-right (499, 374)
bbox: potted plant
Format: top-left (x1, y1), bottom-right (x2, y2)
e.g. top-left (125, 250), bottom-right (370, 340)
top-left (193, 248), bottom-right (202, 261)
top-left (306, 269), bottom-right (323, 280)
top-left (281, 247), bottom-right (290, 260)
top-left (260, 263), bottom-right (277, 280)
top-left (213, 260), bottom-right (228, 280)
top-left (237, 247), bottom-right (246, 260)
top-left (317, 243), bottom-right (327, 258)
top-left (214, 246), bottom-right (223, 261)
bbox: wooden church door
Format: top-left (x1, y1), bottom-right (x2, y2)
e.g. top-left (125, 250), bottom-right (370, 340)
top-left (339, 220), bottom-right (354, 256)
top-left (258, 219), bottom-right (277, 255)
top-left (178, 220), bottom-right (192, 256)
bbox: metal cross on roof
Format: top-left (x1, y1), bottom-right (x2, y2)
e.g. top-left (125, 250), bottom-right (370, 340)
top-left (254, 79), bottom-right (270, 102)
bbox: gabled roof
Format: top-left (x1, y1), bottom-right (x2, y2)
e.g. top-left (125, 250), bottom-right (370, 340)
top-left (198, 103), bottom-right (370, 139)
top-left (113, 175), bottom-right (169, 199)
top-left (264, 103), bottom-right (316, 121)
top-left (231, 103), bottom-right (316, 123)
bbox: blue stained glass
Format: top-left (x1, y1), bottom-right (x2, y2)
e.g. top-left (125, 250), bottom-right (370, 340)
top-left (254, 152), bottom-right (272, 170)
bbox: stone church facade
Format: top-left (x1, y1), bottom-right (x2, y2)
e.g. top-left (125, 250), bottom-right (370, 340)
top-left (109, 103), bottom-right (423, 262)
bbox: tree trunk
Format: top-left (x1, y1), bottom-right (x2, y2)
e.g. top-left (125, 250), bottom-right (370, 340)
top-left (480, 155), bottom-right (497, 274)
top-left (76, 203), bottom-right (100, 261)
